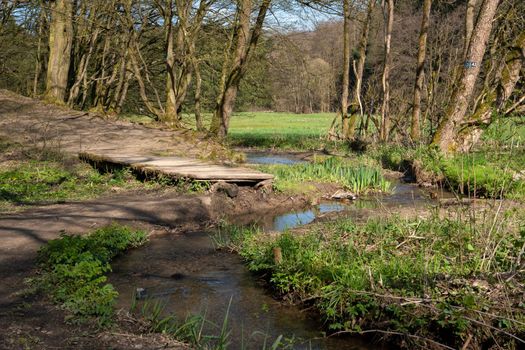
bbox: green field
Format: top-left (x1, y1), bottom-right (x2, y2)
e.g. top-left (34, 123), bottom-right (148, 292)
top-left (121, 111), bottom-right (335, 150)
top-left (227, 112), bottom-right (334, 149)
top-left (163, 111), bottom-right (336, 150)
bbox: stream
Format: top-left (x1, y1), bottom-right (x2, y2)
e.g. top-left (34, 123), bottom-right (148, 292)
top-left (109, 152), bottom-right (450, 349)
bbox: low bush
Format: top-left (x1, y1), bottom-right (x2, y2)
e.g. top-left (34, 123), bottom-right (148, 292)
top-left (441, 154), bottom-right (516, 198)
top-left (375, 146), bottom-right (525, 200)
top-left (415, 150), bottom-right (525, 199)
top-left (35, 224), bottom-right (148, 325)
top-left (0, 160), bottom-right (159, 206)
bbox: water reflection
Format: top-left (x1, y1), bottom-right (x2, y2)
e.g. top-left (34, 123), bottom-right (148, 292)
top-left (245, 152), bottom-right (307, 165)
top-left (272, 202), bottom-right (352, 231)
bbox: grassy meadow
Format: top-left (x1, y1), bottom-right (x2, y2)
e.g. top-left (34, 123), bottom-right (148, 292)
top-left (151, 111), bottom-right (336, 150)
top-left (121, 111), bottom-right (335, 149)
top-left (227, 112), bottom-right (334, 149)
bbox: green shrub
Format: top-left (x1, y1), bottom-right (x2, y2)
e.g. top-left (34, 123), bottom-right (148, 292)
top-left (36, 224), bottom-right (148, 325)
top-left (412, 148), bottom-right (525, 200)
top-left (439, 153), bottom-right (525, 199)
top-left (374, 145), bottom-right (410, 171)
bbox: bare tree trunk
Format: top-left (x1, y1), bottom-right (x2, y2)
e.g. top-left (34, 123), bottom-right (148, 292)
top-left (129, 42), bottom-right (164, 117)
top-left (115, 64), bottom-right (133, 114)
top-left (210, 0), bottom-right (253, 138)
top-left (44, 0), bottom-right (73, 103)
top-left (340, 0), bottom-right (351, 138)
top-left (411, 0), bottom-right (432, 142)
top-left (164, 0), bottom-right (178, 124)
top-left (464, 0), bottom-right (478, 59)
top-left (68, 26), bottom-right (100, 107)
top-left (32, 9), bottom-right (44, 97)
top-left (432, 0), bottom-right (501, 153)
top-left (109, 56), bottom-right (131, 113)
top-left (93, 29), bottom-right (111, 109)
top-left (193, 58), bottom-right (204, 131)
top-left (162, 0), bottom-right (208, 126)
top-left (380, 0), bottom-right (394, 142)
top-left (210, 0), bottom-right (271, 139)
top-left (347, 0), bottom-right (375, 139)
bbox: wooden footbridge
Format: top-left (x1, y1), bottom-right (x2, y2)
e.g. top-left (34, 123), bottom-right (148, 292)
top-left (0, 90), bottom-right (273, 185)
top-left (79, 152), bottom-right (274, 184)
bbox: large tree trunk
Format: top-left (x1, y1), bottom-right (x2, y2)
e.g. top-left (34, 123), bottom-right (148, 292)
top-left (340, 0), bottom-right (351, 138)
top-left (44, 0), bottom-right (73, 103)
top-left (410, 0), bottom-right (432, 142)
top-left (210, 0), bottom-right (252, 138)
top-left (210, 0), bottom-right (271, 139)
top-left (347, 0), bottom-right (375, 139)
top-left (456, 31), bottom-right (525, 151)
top-left (432, 0), bottom-right (501, 153)
top-left (380, 0), bottom-right (394, 142)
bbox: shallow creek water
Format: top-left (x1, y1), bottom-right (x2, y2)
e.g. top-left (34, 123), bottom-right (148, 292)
top-left (110, 231), bottom-right (377, 349)
top-left (109, 152), bottom-right (450, 349)
top-left (245, 151), bottom-right (307, 165)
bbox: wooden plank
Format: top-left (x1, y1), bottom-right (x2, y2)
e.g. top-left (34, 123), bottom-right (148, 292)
top-left (79, 152), bottom-right (274, 183)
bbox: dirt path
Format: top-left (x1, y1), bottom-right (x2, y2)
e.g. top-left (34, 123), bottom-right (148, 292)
top-left (0, 91), bottom-right (301, 348)
top-left (0, 89), bottom-right (229, 160)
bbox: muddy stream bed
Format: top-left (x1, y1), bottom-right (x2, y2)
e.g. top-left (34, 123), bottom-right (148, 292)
top-left (109, 152), bottom-right (453, 349)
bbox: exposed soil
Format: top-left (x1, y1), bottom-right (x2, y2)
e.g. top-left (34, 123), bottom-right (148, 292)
top-left (0, 89), bottom-right (235, 161)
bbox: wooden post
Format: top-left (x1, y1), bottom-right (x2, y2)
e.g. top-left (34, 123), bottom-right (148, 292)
top-left (273, 247), bottom-right (282, 265)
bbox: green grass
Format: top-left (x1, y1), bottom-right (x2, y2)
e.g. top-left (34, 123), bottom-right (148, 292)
top-left (133, 297), bottom-right (290, 350)
top-left (227, 112), bottom-right (335, 150)
top-left (482, 117), bottom-right (525, 148)
top-left (258, 156), bottom-right (391, 194)
top-left (440, 153), bottom-right (525, 199)
top-left (172, 111), bottom-right (337, 150)
top-left (0, 160), bottom-right (164, 208)
top-left (416, 149), bottom-right (525, 199)
top-left (118, 113), bottom-right (155, 124)
top-left (215, 210), bottom-right (525, 348)
top-left (34, 224), bottom-right (148, 325)
top-left (133, 298), bottom-right (233, 349)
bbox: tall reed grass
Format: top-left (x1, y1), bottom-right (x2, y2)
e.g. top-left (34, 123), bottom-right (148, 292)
top-left (259, 157), bottom-right (391, 194)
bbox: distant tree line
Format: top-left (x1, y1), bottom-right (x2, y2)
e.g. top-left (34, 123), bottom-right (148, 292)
top-left (0, 0), bottom-right (523, 152)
